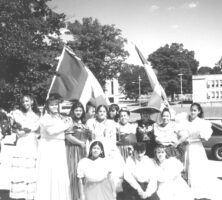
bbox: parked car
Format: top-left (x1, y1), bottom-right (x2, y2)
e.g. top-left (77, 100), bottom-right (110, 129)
top-left (203, 122), bottom-right (222, 161)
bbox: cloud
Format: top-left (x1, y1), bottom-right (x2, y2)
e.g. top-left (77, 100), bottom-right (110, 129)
top-left (167, 6), bottom-right (176, 11)
top-left (182, 2), bottom-right (199, 9)
top-left (149, 5), bottom-right (160, 13)
top-left (188, 2), bottom-right (199, 8)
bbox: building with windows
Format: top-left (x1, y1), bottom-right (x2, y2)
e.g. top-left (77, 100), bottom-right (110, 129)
top-left (192, 74), bottom-right (222, 103)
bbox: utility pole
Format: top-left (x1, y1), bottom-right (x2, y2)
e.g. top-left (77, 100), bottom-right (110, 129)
top-left (178, 73), bottom-right (183, 107)
top-left (138, 75), bottom-right (141, 106)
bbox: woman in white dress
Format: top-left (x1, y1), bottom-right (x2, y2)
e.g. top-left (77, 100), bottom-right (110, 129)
top-left (77, 140), bottom-right (115, 200)
top-left (35, 93), bottom-right (73, 200)
top-left (153, 144), bottom-right (193, 200)
top-left (122, 142), bottom-right (159, 200)
top-left (9, 94), bottom-right (40, 200)
top-left (86, 105), bottom-right (117, 154)
top-left (179, 102), bottom-right (222, 200)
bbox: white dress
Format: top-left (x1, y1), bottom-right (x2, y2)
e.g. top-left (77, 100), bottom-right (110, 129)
top-left (10, 110), bottom-right (40, 200)
top-left (77, 157), bottom-right (115, 200)
top-left (35, 113), bottom-right (71, 200)
top-left (180, 115), bottom-right (222, 200)
top-left (154, 157), bottom-right (193, 200)
top-left (87, 118), bottom-right (117, 154)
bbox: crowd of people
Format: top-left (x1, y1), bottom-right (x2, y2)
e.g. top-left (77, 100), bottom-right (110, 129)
top-left (0, 92), bottom-right (222, 200)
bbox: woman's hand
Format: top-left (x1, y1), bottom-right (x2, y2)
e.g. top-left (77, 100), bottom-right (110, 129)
top-left (80, 141), bottom-right (86, 149)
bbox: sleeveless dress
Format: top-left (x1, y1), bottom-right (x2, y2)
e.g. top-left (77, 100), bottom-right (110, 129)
top-left (66, 122), bottom-right (91, 200)
top-left (35, 113), bottom-right (72, 200)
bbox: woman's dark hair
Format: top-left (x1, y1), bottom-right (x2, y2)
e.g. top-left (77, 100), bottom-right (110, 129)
top-left (153, 144), bottom-right (168, 165)
top-left (109, 104), bottom-right (119, 112)
top-left (86, 101), bottom-right (96, 113)
top-left (133, 142), bottom-right (146, 154)
top-left (69, 99), bottom-right (85, 122)
top-left (43, 93), bottom-right (63, 115)
top-left (20, 93), bottom-right (41, 116)
top-left (88, 141), bottom-right (105, 159)
top-left (161, 107), bottom-right (171, 117)
top-left (108, 104), bottom-right (120, 122)
top-left (190, 102), bottom-right (204, 118)
top-left (96, 104), bottom-right (108, 116)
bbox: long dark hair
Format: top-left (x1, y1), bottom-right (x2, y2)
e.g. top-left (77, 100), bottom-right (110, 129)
top-left (88, 141), bottom-right (105, 159)
top-left (20, 93), bottom-right (41, 116)
top-left (190, 102), bottom-right (204, 118)
top-left (69, 100), bottom-right (85, 123)
top-left (96, 104), bottom-right (108, 119)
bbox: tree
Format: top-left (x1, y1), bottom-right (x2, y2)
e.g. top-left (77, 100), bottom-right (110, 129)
top-left (67, 17), bottom-right (129, 87)
top-left (148, 43), bottom-right (199, 100)
top-left (118, 64), bottom-right (151, 100)
top-left (198, 66), bottom-right (212, 75)
top-left (0, 0), bottom-right (65, 109)
top-left (212, 57), bottom-right (222, 74)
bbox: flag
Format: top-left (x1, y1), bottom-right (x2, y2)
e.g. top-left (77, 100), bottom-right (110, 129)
top-left (47, 46), bottom-right (109, 107)
top-left (134, 45), bottom-right (169, 121)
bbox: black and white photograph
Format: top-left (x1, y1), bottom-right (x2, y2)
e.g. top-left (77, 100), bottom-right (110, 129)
top-left (0, 0), bottom-right (222, 200)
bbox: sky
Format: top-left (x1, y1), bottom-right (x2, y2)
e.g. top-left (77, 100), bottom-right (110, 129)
top-left (48, 0), bottom-right (222, 68)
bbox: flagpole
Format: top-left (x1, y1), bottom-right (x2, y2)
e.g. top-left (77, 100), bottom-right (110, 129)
top-left (46, 46), bottom-right (66, 100)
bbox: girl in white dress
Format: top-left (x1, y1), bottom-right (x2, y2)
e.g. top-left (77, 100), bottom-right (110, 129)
top-left (86, 105), bottom-right (117, 154)
top-left (77, 140), bottom-right (115, 200)
top-left (35, 93), bottom-right (73, 200)
top-left (179, 102), bottom-right (222, 200)
top-left (9, 94), bottom-right (40, 200)
top-left (153, 144), bottom-right (193, 200)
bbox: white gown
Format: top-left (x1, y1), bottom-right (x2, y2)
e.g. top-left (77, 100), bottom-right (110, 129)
top-left (10, 110), bottom-right (39, 200)
top-left (154, 157), bottom-right (193, 200)
top-left (178, 114), bottom-right (222, 200)
top-left (35, 113), bottom-right (71, 200)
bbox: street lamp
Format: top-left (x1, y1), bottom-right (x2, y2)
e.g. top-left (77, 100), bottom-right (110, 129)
top-left (138, 75), bottom-right (141, 106)
top-left (178, 73), bottom-right (183, 107)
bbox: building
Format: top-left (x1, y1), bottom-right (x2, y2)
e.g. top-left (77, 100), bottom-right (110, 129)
top-left (192, 74), bottom-right (222, 103)
top-left (105, 78), bottom-right (119, 103)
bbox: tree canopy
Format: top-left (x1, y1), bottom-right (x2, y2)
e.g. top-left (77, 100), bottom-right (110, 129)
top-left (148, 43), bottom-right (199, 100)
top-left (0, 0), bottom-right (66, 109)
top-left (67, 17), bottom-right (129, 87)
top-left (118, 64), bottom-right (151, 100)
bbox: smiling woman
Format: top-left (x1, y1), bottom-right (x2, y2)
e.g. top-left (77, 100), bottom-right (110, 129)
top-left (77, 141), bottom-right (115, 200)
top-left (9, 93), bottom-right (41, 200)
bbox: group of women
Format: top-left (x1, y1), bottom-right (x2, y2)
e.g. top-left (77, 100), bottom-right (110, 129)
top-left (0, 92), bottom-right (222, 200)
